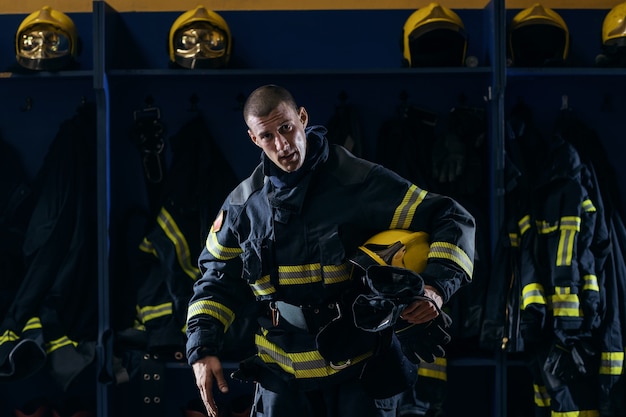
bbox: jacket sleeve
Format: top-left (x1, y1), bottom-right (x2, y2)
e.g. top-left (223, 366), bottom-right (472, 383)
top-left (543, 179), bottom-right (599, 341)
top-left (185, 206), bottom-right (252, 365)
top-left (364, 164), bottom-right (476, 304)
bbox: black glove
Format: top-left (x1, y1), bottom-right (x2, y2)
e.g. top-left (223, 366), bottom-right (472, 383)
top-left (394, 309), bottom-right (452, 364)
top-left (543, 338), bottom-right (599, 384)
top-left (352, 265), bottom-right (425, 332)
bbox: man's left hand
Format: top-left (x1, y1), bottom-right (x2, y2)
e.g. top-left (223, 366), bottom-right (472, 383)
top-left (400, 285), bottom-right (443, 324)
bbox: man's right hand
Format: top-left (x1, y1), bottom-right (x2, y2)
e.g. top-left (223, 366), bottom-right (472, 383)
top-left (192, 355), bottom-right (229, 417)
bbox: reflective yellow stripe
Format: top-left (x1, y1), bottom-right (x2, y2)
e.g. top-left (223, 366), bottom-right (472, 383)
top-left (552, 410), bottom-right (599, 417)
top-left (187, 300), bottom-right (235, 329)
top-left (23, 317), bottom-right (42, 332)
top-left (250, 274), bottom-right (277, 297)
top-left (390, 184), bottom-right (427, 230)
top-left (521, 283), bottom-right (546, 309)
top-left (322, 263), bottom-right (352, 285)
top-left (46, 336), bottom-right (78, 354)
top-left (137, 302), bottom-right (173, 323)
top-left (428, 241), bottom-right (473, 277)
top-left (278, 263), bottom-right (322, 285)
top-left (417, 357), bottom-right (447, 381)
top-left (255, 332), bottom-right (372, 379)
top-left (0, 329), bottom-right (19, 345)
top-left (536, 216), bottom-right (581, 234)
top-left (509, 232), bottom-right (520, 248)
top-left (583, 274), bottom-right (599, 292)
top-left (206, 231), bottom-right (243, 260)
top-left (556, 229), bottom-right (576, 266)
top-left (139, 237), bottom-right (158, 256)
top-left (157, 207), bottom-right (200, 280)
top-left (250, 263), bottom-right (351, 296)
top-left (599, 351), bottom-right (624, 376)
top-left (518, 215), bottom-right (531, 235)
top-left (275, 262), bottom-right (353, 286)
top-left (551, 287), bottom-right (581, 317)
top-left (533, 383), bottom-right (550, 407)
top-left (582, 199), bottom-right (596, 213)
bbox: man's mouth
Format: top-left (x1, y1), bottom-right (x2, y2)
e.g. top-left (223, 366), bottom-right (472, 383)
top-left (280, 152), bottom-right (297, 162)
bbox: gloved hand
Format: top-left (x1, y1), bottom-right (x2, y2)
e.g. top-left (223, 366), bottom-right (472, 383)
top-left (432, 133), bottom-right (466, 183)
top-left (543, 336), bottom-right (599, 383)
top-left (352, 265), bottom-right (425, 332)
top-left (394, 310), bottom-right (452, 364)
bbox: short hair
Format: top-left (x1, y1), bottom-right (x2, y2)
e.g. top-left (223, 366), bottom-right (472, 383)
top-left (243, 84), bottom-right (298, 123)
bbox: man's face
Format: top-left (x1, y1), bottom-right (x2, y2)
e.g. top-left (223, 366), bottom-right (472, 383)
top-left (247, 102), bottom-right (308, 173)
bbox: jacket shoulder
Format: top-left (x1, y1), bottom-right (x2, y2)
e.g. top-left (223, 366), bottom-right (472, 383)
top-left (328, 144), bottom-right (375, 185)
top-left (229, 163), bottom-right (266, 206)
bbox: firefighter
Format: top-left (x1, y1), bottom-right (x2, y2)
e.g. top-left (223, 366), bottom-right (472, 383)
top-left (185, 84), bottom-right (475, 417)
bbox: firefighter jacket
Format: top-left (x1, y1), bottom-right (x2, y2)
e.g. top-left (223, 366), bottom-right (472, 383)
top-left (120, 114), bottom-right (239, 355)
top-left (0, 137), bottom-right (34, 320)
top-left (186, 126), bottom-right (476, 398)
top-left (552, 109), bottom-right (626, 417)
top-left (0, 104), bottom-right (98, 390)
top-left (481, 102), bottom-right (616, 416)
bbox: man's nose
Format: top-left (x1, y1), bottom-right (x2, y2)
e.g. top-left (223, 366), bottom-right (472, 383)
top-left (274, 134), bottom-right (289, 150)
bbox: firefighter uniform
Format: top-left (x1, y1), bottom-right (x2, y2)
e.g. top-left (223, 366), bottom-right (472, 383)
top-left (185, 126), bottom-right (475, 416)
top-left (0, 104), bottom-right (98, 390)
top-left (480, 101), bottom-right (622, 417)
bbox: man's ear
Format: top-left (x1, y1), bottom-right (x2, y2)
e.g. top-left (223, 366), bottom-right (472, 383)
top-left (248, 129), bottom-right (260, 147)
top-left (299, 107), bottom-right (309, 128)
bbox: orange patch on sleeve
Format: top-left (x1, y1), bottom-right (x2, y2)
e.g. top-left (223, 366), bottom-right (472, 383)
top-left (211, 210), bottom-right (225, 233)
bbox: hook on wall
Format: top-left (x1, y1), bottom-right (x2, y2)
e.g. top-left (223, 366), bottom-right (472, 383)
top-left (20, 96), bottom-right (33, 112)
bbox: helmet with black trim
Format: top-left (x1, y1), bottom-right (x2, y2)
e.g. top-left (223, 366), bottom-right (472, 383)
top-left (602, 2), bottom-right (626, 46)
top-left (15, 6), bottom-right (78, 71)
top-left (508, 3), bottom-right (569, 67)
top-left (402, 2), bottom-right (467, 67)
top-left (350, 229), bottom-right (429, 273)
top-left (596, 2), bottom-right (626, 67)
top-left (168, 5), bottom-right (232, 69)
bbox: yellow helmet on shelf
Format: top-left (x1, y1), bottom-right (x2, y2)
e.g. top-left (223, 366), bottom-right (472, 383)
top-left (509, 3), bottom-right (569, 66)
top-left (350, 229), bottom-right (430, 274)
top-left (15, 6), bottom-right (78, 71)
top-left (402, 2), bottom-right (467, 67)
top-left (602, 2), bottom-right (626, 46)
top-left (168, 5), bottom-right (232, 69)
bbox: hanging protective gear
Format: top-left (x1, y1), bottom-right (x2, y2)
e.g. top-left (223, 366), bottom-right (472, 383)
top-left (509, 3), bottom-right (569, 67)
top-left (402, 2), bottom-right (468, 67)
top-left (168, 6), bottom-right (232, 69)
top-left (15, 6), bottom-right (78, 71)
top-left (596, 2), bottom-right (626, 67)
top-left (349, 230), bottom-right (453, 364)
